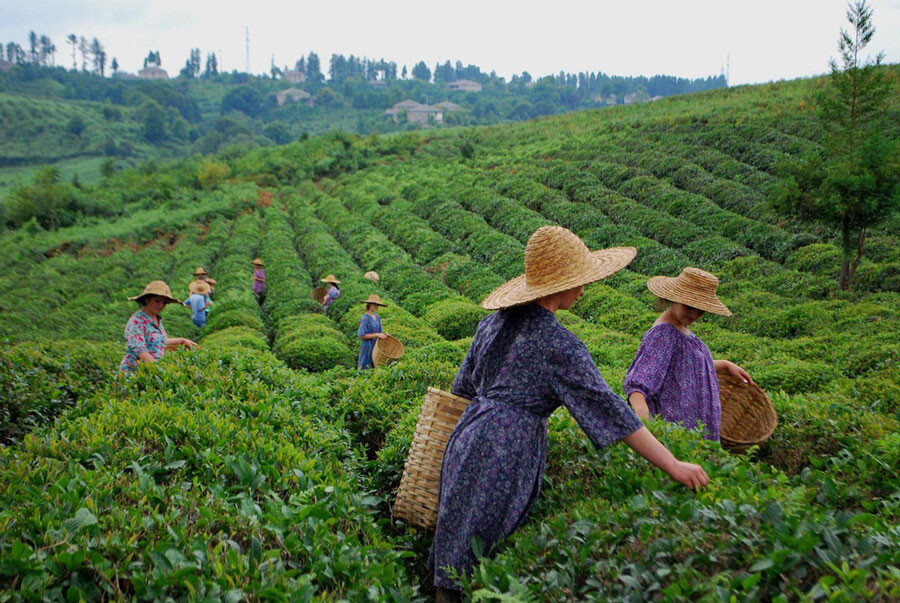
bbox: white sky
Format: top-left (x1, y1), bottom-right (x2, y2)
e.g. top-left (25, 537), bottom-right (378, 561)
top-left (3, 0), bottom-right (900, 86)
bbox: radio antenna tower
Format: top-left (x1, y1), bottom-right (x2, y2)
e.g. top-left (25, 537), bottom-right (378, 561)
top-left (245, 27), bottom-right (250, 73)
top-left (726, 53), bottom-right (731, 87)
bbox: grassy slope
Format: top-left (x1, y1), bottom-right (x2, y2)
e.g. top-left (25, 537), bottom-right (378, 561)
top-left (0, 70), bottom-right (899, 599)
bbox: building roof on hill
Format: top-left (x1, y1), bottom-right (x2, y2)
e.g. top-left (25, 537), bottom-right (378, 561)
top-left (0, 59), bottom-right (11, 72)
top-left (393, 99), bottom-right (425, 110)
top-left (407, 104), bottom-right (441, 113)
top-left (283, 69), bottom-right (306, 83)
top-left (435, 101), bottom-right (461, 111)
top-left (275, 88), bottom-right (312, 106)
top-left (138, 65), bottom-right (169, 80)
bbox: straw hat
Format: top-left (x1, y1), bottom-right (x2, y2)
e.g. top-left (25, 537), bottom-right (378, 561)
top-left (252, 258), bottom-right (264, 266)
top-left (194, 267), bottom-right (208, 276)
top-left (363, 271), bottom-right (380, 282)
top-left (361, 294), bottom-right (387, 307)
top-left (189, 281), bottom-right (211, 296)
top-left (321, 274), bottom-right (341, 285)
top-left (647, 267), bottom-right (732, 316)
top-left (481, 226), bottom-right (636, 310)
top-left (129, 280), bottom-right (180, 304)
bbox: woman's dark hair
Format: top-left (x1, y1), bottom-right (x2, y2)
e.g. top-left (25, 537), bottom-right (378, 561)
top-left (366, 303), bottom-right (378, 311)
top-left (654, 296), bottom-right (672, 312)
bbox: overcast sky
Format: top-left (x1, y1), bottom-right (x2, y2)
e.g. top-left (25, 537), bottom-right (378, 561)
top-left (3, 0), bottom-right (900, 86)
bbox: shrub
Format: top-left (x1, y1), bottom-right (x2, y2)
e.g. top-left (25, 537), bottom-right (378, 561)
top-left (423, 299), bottom-right (488, 340)
top-left (200, 326), bottom-right (269, 352)
top-left (274, 314), bottom-right (354, 371)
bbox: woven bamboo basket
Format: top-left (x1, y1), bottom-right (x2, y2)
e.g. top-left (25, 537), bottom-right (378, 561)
top-left (373, 335), bottom-right (404, 367)
top-left (717, 367), bottom-right (777, 453)
top-left (393, 388), bottom-right (471, 530)
top-left (311, 286), bottom-right (328, 304)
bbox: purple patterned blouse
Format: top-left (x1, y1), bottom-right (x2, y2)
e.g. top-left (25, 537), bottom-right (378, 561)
top-left (624, 323), bottom-right (721, 441)
top-left (430, 303), bottom-right (643, 590)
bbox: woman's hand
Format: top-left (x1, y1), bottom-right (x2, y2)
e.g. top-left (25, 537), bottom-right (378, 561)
top-left (182, 338), bottom-right (200, 350)
top-left (376, 333), bottom-right (388, 340)
top-left (665, 459), bottom-right (710, 490)
top-left (715, 359), bottom-right (753, 384)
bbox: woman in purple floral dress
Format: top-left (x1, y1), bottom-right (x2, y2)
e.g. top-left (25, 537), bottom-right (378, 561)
top-left (430, 228), bottom-right (711, 599)
top-left (625, 267), bottom-right (753, 441)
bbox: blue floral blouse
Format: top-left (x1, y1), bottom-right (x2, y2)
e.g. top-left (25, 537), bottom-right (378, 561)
top-left (119, 310), bottom-right (167, 375)
top-left (357, 312), bottom-right (383, 370)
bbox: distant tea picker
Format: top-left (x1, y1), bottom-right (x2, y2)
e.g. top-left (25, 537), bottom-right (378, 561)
top-left (119, 281), bottom-right (199, 376)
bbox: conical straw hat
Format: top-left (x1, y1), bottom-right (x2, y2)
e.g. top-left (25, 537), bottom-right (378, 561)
top-left (363, 271), bottom-right (380, 282)
top-left (252, 258), bottom-right (264, 266)
top-left (128, 280), bottom-right (180, 304)
top-left (647, 267), bottom-right (732, 316)
top-left (481, 226), bottom-right (637, 310)
top-left (194, 267), bottom-right (208, 276)
top-left (361, 294), bottom-right (387, 307)
top-left (189, 281), bottom-right (211, 296)
top-left (321, 274), bottom-right (341, 284)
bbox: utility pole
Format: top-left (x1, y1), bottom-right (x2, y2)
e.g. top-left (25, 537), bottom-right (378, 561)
top-left (245, 27), bottom-right (250, 73)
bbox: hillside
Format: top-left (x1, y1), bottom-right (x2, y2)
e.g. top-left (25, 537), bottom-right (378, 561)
top-left (0, 72), bottom-right (899, 599)
top-left (0, 62), bottom-right (726, 195)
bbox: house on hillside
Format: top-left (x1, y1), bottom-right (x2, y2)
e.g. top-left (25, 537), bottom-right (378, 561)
top-left (407, 104), bottom-right (443, 125)
top-left (138, 65), bottom-right (169, 80)
top-left (447, 79), bottom-right (482, 92)
top-left (435, 101), bottom-right (461, 112)
top-left (385, 99), bottom-right (443, 124)
top-left (0, 60), bottom-right (11, 73)
top-left (275, 88), bottom-right (313, 107)
top-left (385, 99), bottom-right (425, 122)
top-left (283, 69), bottom-right (306, 84)
top-left (366, 80), bottom-right (387, 89)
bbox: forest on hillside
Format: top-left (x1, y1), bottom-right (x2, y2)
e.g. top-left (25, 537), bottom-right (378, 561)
top-left (0, 33), bottom-right (726, 179)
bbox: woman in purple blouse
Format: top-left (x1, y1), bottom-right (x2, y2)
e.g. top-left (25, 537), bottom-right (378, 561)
top-left (625, 267), bottom-right (753, 441)
top-left (431, 228), bottom-right (710, 601)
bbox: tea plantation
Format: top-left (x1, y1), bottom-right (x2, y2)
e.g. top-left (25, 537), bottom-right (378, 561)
top-left (0, 72), bottom-right (899, 600)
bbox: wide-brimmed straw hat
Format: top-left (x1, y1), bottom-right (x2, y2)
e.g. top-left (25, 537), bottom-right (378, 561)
top-left (189, 281), bottom-right (211, 296)
top-left (193, 267), bottom-right (208, 276)
top-left (252, 258), bottom-right (264, 266)
top-left (129, 280), bottom-right (180, 304)
top-left (481, 226), bottom-right (637, 310)
top-left (361, 294), bottom-right (387, 307)
top-left (647, 267), bottom-right (732, 316)
top-left (321, 274), bottom-right (341, 285)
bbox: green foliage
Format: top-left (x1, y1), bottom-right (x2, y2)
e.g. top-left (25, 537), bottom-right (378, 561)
top-left (769, 1), bottom-right (900, 289)
top-left (274, 314), bottom-right (354, 372)
top-left (424, 299), bottom-right (488, 340)
top-left (0, 340), bottom-right (121, 444)
top-left (195, 157), bottom-right (230, 190)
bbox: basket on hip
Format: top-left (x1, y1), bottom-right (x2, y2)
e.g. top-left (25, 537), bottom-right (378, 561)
top-left (393, 388), bottom-right (471, 530)
top-left (717, 367), bottom-right (777, 453)
top-left (373, 335), bottom-right (405, 367)
top-left (311, 286), bottom-right (329, 304)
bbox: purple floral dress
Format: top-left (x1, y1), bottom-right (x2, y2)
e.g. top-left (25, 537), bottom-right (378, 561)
top-left (624, 323), bottom-right (721, 441)
top-left (430, 303), bottom-right (643, 590)
top-left (323, 285), bottom-right (340, 314)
